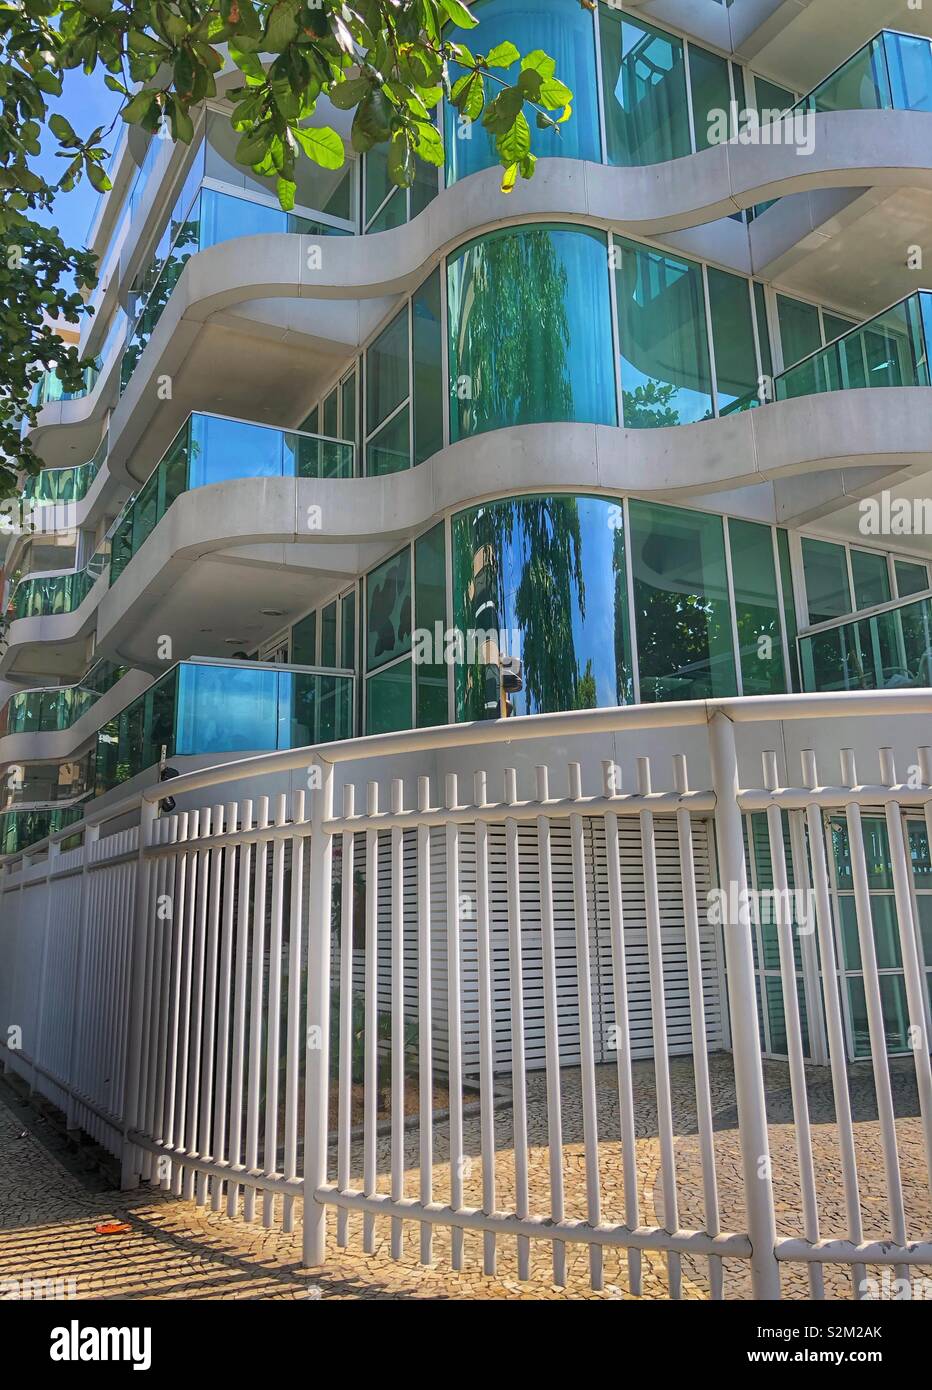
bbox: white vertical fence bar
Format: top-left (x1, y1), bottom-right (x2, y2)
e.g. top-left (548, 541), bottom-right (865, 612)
top-left (362, 781), bottom-right (379, 1256)
top-left (416, 775), bottom-right (434, 1267)
top-left (840, 748), bottom-right (908, 1282)
top-left (800, 751), bottom-right (864, 1297)
top-left (336, 784), bottom-right (355, 1248)
top-left (121, 798), bottom-right (158, 1188)
top-left (390, 778), bottom-right (405, 1260)
top-left (226, 799), bottom-right (253, 1216)
top-left (474, 770), bottom-right (497, 1277)
top-left (535, 764), bottom-right (567, 1287)
top-left (163, 810), bottom-right (190, 1192)
top-left (504, 768), bottom-right (530, 1282)
top-left (879, 748), bottom-right (932, 1207)
top-left (637, 756), bottom-right (681, 1299)
top-left (262, 795), bottom-right (288, 1226)
top-left (171, 808), bottom-right (200, 1197)
top-left (445, 771), bottom-right (465, 1271)
top-left (197, 804), bottom-right (225, 1207)
top-left (568, 762), bottom-right (603, 1291)
top-left (303, 756), bottom-right (335, 1266)
top-left (762, 751), bottom-right (823, 1299)
top-left (602, 759), bottom-right (642, 1296)
top-left (244, 797), bottom-right (269, 1222)
top-left (211, 800), bottom-right (239, 1212)
top-left (708, 712), bottom-right (781, 1300)
top-left (283, 790), bottom-right (307, 1233)
top-left (673, 754), bottom-right (723, 1300)
top-left (183, 806), bottom-right (213, 1203)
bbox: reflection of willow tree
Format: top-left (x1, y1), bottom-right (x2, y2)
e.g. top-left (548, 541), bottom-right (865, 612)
top-left (611, 522), bottom-right (634, 704)
top-left (457, 229), bottom-right (574, 431)
top-left (455, 497), bottom-right (592, 718)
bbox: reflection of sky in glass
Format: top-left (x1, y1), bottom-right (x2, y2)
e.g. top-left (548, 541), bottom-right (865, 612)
top-left (189, 415), bottom-right (283, 488)
top-left (176, 664), bottom-right (279, 754)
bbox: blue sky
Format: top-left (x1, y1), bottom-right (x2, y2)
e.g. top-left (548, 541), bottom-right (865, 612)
top-left (36, 67), bottom-right (122, 254)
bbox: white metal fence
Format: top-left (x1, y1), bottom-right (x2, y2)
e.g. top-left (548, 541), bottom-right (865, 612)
top-left (2, 692), bottom-right (932, 1299)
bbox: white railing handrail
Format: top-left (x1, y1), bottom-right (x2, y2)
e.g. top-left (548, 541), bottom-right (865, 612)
top-left (10, 687), bottom-right (932, 859)
top-left (138, 687), bottom-right (932, 805)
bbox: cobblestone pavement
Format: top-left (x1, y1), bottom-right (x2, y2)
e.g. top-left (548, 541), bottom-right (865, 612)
top-left (0, 1053), bottom-right (929, 1301)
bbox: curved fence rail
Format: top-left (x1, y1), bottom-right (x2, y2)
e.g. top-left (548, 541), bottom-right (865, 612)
top-left (2, 692), bottom-right (932, 1298)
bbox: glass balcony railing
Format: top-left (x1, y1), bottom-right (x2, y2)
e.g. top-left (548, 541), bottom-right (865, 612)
top-left (0, 659), bottom-right (127, 739)
top-left (799, 590), bottom-right (932, 692)
top-left (95, 659), bottom-right (355, 795)
top-left (8, 535), bottom-right (110, 621)
top-left (28, 360), bottom-right (99, 410)
top-left (723, 290), bottom-right (932, 414)
top-left (0, 805), bottom-right (85, 857)
top-left (120, 185), bottom-right (349, 395)
top-left (109, 413), bottom-right (354, 586)
top-left (791, 29), bottom-right (932, 118)
top-left (22, 437), bottom-right (107, 506)
top-left (0, 659), bottom-right (356, 853)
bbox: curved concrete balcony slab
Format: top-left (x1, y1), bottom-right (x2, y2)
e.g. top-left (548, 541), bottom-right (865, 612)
top-left (28, 108), bottom-right (932, 479)
top-left (92, 386), bottom-right (932, 669)
top-left (0, 572), bottom-right (108, 683)
top-left (0, 667), bottom-right (151, 770)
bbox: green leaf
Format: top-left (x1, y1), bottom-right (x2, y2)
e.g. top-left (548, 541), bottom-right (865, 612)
top-left (496, 109), bottom-right (530, 165)
top-left (538, 76), bottom-right (573, 111)
top-left (229, 42), bottom-right (266, 83)
top-left (264, 0), bottom-right (301, 52)
top-left (484, 41), bottom-right (519, 69)
top-left (481, 85), bottom-right (523, 135)
top-left (520, 50), bottom-right (555, 80)
top-left (291, 124), bottom-right (345, 169)
top-left (387, 131), bottom-right (414, 188)
top-left (413, 121), bottom-right (444, 166)
top-left (350, 89), bottom-right (394, 152)
top-left (236, 122), bottom-right (274, 165)
top-left (84, 158), bottom-right (111, 194)
top-left (49, 113), bottom-right (79, 146)
top-left (121, 89), bottom-right (157, 126)
top-left (277, 175), bottom-right (295, 211)
top-left (500, 162), bottom-right (517, 193)
top-left (327, 75), bottom-right (373, 110)
top-left (440, 0), bottom-right (478, 27)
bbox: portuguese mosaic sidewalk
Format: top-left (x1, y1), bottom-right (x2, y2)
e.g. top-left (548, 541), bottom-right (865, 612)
top-left (0, 1053), bottom-right (928, 1300)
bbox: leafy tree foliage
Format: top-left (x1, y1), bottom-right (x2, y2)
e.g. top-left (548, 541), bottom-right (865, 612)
top-left (0, 0), bottom-right (573, 496)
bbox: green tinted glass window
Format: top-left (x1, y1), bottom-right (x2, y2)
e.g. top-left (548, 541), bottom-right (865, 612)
top-left (366, 308), bottom-right (409, 433)
top-left (776, 529), bottom-right (800, 691)
top-left (629, 499), bottom-right (737, 701)
top-left (367, 548), bottom-right (412, 671)
top-left (340, 371), bottom-right (357, 444)
top-left (616, 240), bottom-right (713, 426)
top-left (895, 558), bottom-right (928, 598)
top-left (777, 294), bottom-right (822, 368)
top-left (414, 523), bottom-right (448, 727)
top-left (447, 225), bottom-right (616, 441)
top-left (754, 283), bottom-right (773, 384)
top-left (822, 311), bottom-right (857, 344)
top-left (689, 45), bottom-right (733, 151)
top-left (802, 537), bottom-right (851, 624)
top-left (708, 268), bottom-right (758, 411)
top-left (340, 590), bottom-right (356, 670)
top-left (292, 610), bottom-right (317, 666)
top-left (600, 10), bottom-right (690, 166)
top-left (320, 601), bottom-right (338, 667)
top-left (413, 268), bottom-right (443, 466)
top-left (367, 660), bottom-right (412, 734)
top-left (850, 549), bottom-right (891, 610)
top-left (729, 519), bottom-right (787, 695)
top-left (366, 405), bottom-right (410, 476)
top-left (322, 389), bottom-right (338, 438)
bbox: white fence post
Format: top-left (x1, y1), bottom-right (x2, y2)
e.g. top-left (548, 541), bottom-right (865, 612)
top-left (708, 711), bottom-right (781, 1299)
top-left (303, 755), bottom-right (335, 1267)
top-left (121, 798), bottom-right (158, 1189)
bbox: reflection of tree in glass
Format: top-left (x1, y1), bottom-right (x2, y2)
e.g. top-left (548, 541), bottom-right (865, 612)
top-left (456, 496), bottom-right (589, 717)
top-left (368, 557), bottom-right (411, 668)
top-left (623, 379), bottom-right (682, 429)
top-left (455, 229), bottom-right (574, 434)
